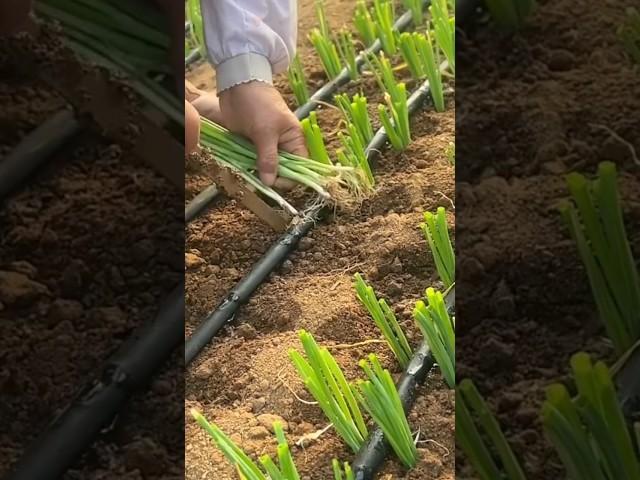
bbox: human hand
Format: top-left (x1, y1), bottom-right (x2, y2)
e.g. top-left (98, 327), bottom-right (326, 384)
top-left (218, 81), bottom-right (308, 186)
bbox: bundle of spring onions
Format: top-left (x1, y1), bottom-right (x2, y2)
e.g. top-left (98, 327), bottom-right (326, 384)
top-left (309, 1), bottom-right (342, 80)
top-left (398, 31), bottom-right (445, 112)
top-left (191, 410), bottom-right (301, 480)
top-left (456, 379), bottom-right (527, 480)
top-left (559, 162), bottom-right (640, 355)
top-left (334, 93), bottom-right (374, 145)
top-left (200, 118), bottom-right (363, 215)
top-left (484, 0), bottom-right (535, 30)
top-left (618, 7), bottom-right (640, 64)
top-left (422, 207), bottom-right (455, 288)
top-left (367, 52), bottom-right (411, 150)
top-left (354, 0), bottom-right (377, 47)
top-left (413, 288), bottom-right (455, 387)
top-left (542, 353), bottom-right (640, 479)
top-left (287, 54), bottom-right (311, 106)
top-left (355, 354), bottom-right (418, 468)
top-left (34, 0), bottom-right (183, 125)
top-left (289, 330), bottom-right (369, 453)
top-left (354, 273), bottom-right (413, 368)
top-left (429, 0), bottom-right (455, 74)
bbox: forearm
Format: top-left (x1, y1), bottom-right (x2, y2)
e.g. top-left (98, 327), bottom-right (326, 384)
top-left (200, 0), bottom-right (297, 93)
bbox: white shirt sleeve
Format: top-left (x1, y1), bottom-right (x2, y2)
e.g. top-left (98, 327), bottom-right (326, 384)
top-left (201, 0), bottom-right (297, 93)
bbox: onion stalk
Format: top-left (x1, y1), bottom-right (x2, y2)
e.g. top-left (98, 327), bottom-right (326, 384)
top-left (354, 0), bottom-right (376, 47)
top-left (541, 353), bottom-right (640, 480)
top-left (289, 330), bottom-right (369, 453)
top-left (355, 354), bottom-right (417, 468)
top-left (456, 379), bottom-right (527, 480)
top-left (334, 93), bottom-right (374, 145)
top-left (332, 459), bottom-right (355, 480)
top-left (399, 31), bottom-right (445, 111)
top-left (413, 288), bottom-right (455, 387)
top-left (337, 123), bottom-right (375, 190)
top-left (429, 0), bottom-right (455, 74)
top-left (559, 162), bottom-right (640, 355)
top-left (301, 111), bottom-right (331, 165)
top-left (309, 0), bottom-right (342, 80)
top-left (372, 0), bottom-right (398, 56)
top-left (336, 28), bottom-right (359, 80)
top-left (186, 0), bottom-right (205, 58)
top-left (422, 207), bottom-right (455, 288)
top-left (191, 410), bottom-right (302, 480)
top-left (287, 54), bottom-right (311, 106)
top-left (354, 273), bottom-right (413, 369)
top-left (403, 0), bottom-right (424, 26)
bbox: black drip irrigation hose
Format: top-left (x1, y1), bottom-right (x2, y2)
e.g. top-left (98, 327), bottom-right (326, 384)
top-left (352, 287), bottom-right (455, 479)
top-left (294, 2), bottom-right (425, 120)
top-left (0, 109), bottom-right (80, 200)
top-left (5, 283), bottom-right (185, 480)
top-left (183, 2), bottom-right (428, 223)
top-left (185, 184), bottom-right (220, 222)
top-left (185, 78), bottom-right (435, 365)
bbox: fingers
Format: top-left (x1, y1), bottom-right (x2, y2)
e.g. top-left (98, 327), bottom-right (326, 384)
top-left (253, 130), bottom-right (279, 187)
top-left (185, 100), bottom-right (201, 155)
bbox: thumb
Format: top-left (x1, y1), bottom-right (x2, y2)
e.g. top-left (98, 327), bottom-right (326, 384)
top-left (253, 131), bottom-right (279, 187)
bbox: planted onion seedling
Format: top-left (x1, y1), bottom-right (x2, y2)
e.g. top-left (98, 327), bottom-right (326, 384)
top-left (309, 1), bottom-right (342, 80)
top-left (337, 124), bottom-right (375, 191)
top-left (354, 0), bottom-right (377, 47)
top-left (355, 354), bottom-right (418, 468)
top-left (334, 93), bottom-right (374, 145)
top-left (301, 111), bottom-right (331, 165)
top-left (422, 207), bottom-right (455, 288)
top-left (484, 0), bottom-right (535, 30)
top-left (399, 31), bottom-right (445, 111)
top-left (456, 379), bottom-right (527, 480)
top-left (429, 0), bottom-right (455, 74)
top-left (287, 54), bottom-right (311, 107)
top-left (413, 288), bottom-right (455, 387)
top-left (332, 459), bottom-right (355, 480)
top-left (403, 0), bottom-right (424, 26)
top-left (560, 162), bottom-right (640, 355)
top-left (289, 330), bottom-right (368, 453)
top-left (336, 29), bottom-right (359, 80)
top-left (192, 411), bottom-right (304, 480)
top-left (354, 273), bottom-right (413, 369)
top-left (372, 0), bottom-right (398, 56)
top-left (541, 352), bottom-right (640, 480)
top-left (618, 7), bottom-right (640, 64)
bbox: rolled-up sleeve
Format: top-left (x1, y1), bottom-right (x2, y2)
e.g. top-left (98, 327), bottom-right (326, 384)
top-left (201, 0), bottom-right (297, 93)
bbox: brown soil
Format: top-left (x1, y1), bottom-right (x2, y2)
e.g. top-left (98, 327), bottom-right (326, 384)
top-left (185, 1), bottom-right (455, 478)
top-left (0, 27), bottom-right (184, 479)
top-left (456, 0), bottom-right (640, 478)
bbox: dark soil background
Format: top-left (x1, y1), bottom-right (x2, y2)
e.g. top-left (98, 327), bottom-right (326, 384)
top-left (456, 0), bottom-right (640, 478)
top-left (0, 26), bottom-right (185, 480)
top-left (185, 0), bottom-right (455, 478)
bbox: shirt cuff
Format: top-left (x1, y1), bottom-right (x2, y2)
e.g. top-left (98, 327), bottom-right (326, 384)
top-left (214, 53), bottom-right (273, 94)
